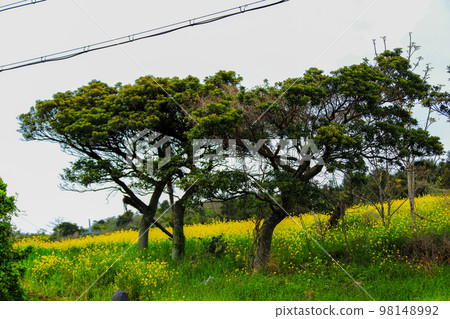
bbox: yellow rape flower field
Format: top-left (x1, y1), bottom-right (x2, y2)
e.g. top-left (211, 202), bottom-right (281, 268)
top-left (16, 195), bottom-right (450, 301)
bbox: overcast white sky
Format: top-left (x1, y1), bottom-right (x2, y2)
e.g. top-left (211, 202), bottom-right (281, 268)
top-left (1, 0), bottom-right (449, 234)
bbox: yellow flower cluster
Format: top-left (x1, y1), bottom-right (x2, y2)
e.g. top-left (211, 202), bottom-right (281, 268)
top-left (15, 194), bottom-right (449, 300)
top-left (15, 229), bottom-right (137, 250)
top-left (31, 254), bottom-right (72, 282)
top-left (16, 194), bottom-right (449, 251)
top-left (113, 258), bottom-right (170, 299)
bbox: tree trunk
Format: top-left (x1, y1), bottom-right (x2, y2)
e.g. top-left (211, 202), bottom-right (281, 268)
top-left (172, 202), bottom-right (186, 261)
top-left (138, 213), bottom-right (152, 250)
top-left (407, 165), bottom-right (417, 230)
top-left (326, 202), bottom-right (345, 230)
top-left (253, 210), bottom-right (285, 271)
top-left (378, 179), bottom-right (386, 227)
top-left (168, 180), bottom-right (175, 229)
top-left (171, 185), bottom-right (197, 261)
top-left (137, 181), bottom-right (165, 250)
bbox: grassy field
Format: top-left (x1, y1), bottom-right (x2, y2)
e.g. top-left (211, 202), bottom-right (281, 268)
top-left (15, 194), bottom-right (450, 301)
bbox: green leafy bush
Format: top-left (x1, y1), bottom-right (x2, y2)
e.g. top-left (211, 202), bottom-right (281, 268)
top-left (201, 235), bottom-right (228, 257)
top-left (0, 177), bottom-right (25, 300)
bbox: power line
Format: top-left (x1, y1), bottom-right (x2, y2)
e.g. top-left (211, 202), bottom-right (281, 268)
top-left (0, 0), bottom-right (289, 73)
top-left (0, 0), bottom-right (46, 13)
top-left (15, 214), bottom-right (49, 233)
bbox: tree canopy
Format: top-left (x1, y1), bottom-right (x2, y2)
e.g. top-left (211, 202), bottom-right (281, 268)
top-left (19, 49), bottom-right (445, 270)
top-left (186, 50), bottom-right (444, 269)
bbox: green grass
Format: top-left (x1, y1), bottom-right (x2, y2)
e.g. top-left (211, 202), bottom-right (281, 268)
top-left (17, 195), bottom-right (450, 301)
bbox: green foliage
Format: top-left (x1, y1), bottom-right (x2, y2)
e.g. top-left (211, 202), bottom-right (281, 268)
top-left (92, 215), bottom-right (140, 233)
top-left (204, 70), bottom-right (243, 88)
top-left (92, 219), bottom-right (106, 231)
top-left (426, 66), bottom-right (450, 122)
top-left (152, 200), bottom-right (171, 227)
top-left (0, 178), bottom-right (25, 301)
top-left (220, 197), bottom-right (256, 221)
top-left (435, 152), bottom-right (450, 189)
top-left (116, 211), bottom-right (134, 228)
top-left (200, 235), bottom-right (228, 257)
top-left (17, 50), bottom-right (447, 267)
top-left (17, 73), bottom-right (207, 201)
top-left (189, 50), bottom-right (443, 210)
top-left (184, 205), bottom-right (218, 225)
top-left (17, 74), bottom-right (212, 250)
top-left (51, 221), bottom-right (81, 239)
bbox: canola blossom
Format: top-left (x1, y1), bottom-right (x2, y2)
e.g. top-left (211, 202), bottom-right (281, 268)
top-left (15, 194), bottom-right (450, 300)
top-left (16, 194), bottom-right (449, 250)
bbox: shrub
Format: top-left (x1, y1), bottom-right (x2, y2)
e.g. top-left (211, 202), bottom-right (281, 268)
top-left (201, 235), bottom-right (228, 257)
top-left (0, 177), bottom-right (25, 300)
top-left (116, 211), bottom-right (134, 228)
top-left (51, 221), bottom-right (81, 239)
top-left (401, 233), bottom-right (450, 266)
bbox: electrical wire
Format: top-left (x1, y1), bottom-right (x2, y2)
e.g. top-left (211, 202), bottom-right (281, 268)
top-left (0, 0), bottom-right (289, 73)
top-left (0, 0), bottom-right (28, 9)
top-left (0, 0), bottom-right (46, 13)
top-left (15, 214), bottom-right (49, 233)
